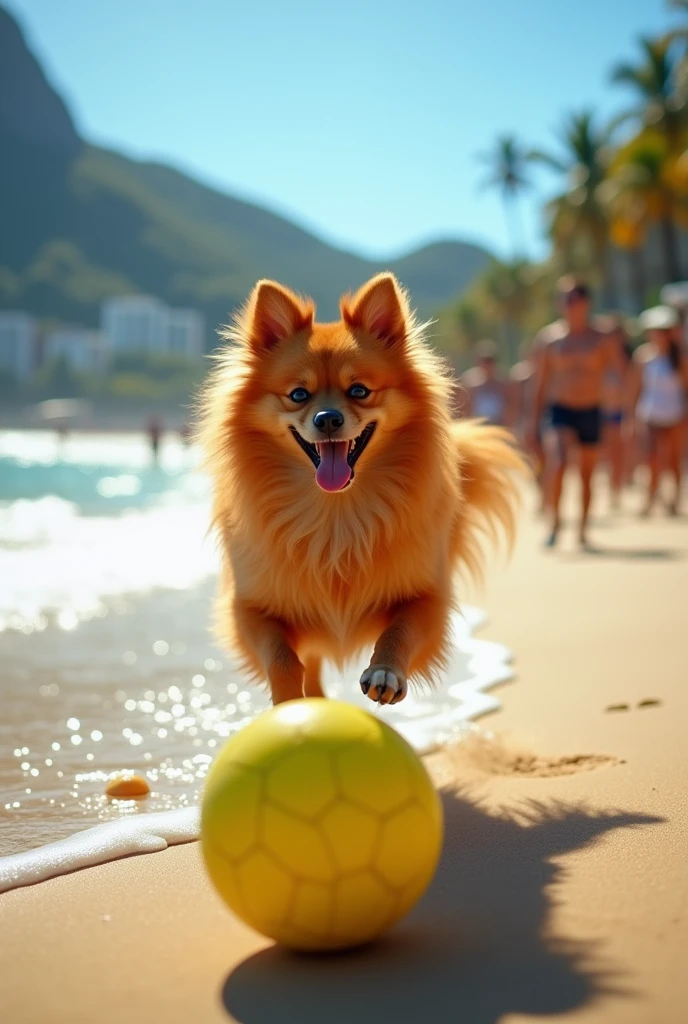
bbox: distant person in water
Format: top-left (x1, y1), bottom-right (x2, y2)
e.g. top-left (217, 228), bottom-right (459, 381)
top-left (629, 306), bottom-right (688, 517)
top-left (461, 340), bottom-right (514, 426)
top-left (55, 421), bottom-right (70, 449)
top-left (596, 314), bottom-right (633, 509)
top-left (529, 277), bottom-right (626, 549)
top-left (146, 416), bottom-right (164, 464)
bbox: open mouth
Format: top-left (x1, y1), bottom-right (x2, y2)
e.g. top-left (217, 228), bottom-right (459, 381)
top-left (289, 422), bottom-right (377, 492)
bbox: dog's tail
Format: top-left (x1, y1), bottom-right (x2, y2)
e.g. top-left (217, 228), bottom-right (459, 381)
top-left (451, 419), bottom-right (529, 582)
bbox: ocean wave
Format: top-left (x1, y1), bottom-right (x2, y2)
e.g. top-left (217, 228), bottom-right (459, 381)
top-left (0, 429), bottom-right (197, 472)
top-left (0, 431), bottom-right (215, 631)
top-left (0, 494), bottom-right (217, 631)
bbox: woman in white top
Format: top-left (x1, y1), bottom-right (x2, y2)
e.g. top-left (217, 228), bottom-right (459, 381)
top-left (630, 306), bottom-right (688, 516)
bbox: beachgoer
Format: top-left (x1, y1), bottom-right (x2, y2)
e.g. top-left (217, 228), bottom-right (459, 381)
top-left (55, 421), bottom-right (69, 449)
top-left (509, 357), bottom-right (533, 444)
top-left (526, 321), bottom-right (567, 515)
top-left (147, 416), bottom-right (163, 464)
top-left (629, 306), bottom-right (688, 516)
top-left (596, 315), bottom-right (633, 509)
top-left (529, 277), bottom-right (626, 548)
top-left (461, 340), bottom-right (514, 426)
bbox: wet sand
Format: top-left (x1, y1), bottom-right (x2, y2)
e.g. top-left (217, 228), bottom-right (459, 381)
top-left (1, 487), bottom-right (687, 1023)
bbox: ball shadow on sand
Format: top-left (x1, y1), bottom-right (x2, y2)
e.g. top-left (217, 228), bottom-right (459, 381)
top-left (221, 788), bottom-right (662, 1024)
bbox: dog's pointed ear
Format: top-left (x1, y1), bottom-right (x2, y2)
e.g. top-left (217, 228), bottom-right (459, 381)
top-left (340, 273), bottom-right (410, 347)
top-left (244, 280), bottom-right (314, 352)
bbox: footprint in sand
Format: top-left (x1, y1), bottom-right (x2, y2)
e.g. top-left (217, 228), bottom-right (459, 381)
top-left (451, 732), bottom-right (623, 778)
top-left (604, 699), bottom-right (662, 713)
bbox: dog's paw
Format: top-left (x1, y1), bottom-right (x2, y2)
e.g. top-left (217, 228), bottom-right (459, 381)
top-left (360, 664), bottom-right (407, 705)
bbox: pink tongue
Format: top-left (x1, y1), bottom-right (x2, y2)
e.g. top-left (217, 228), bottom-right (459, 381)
top-left (315, 441), bottom-right (352, 492)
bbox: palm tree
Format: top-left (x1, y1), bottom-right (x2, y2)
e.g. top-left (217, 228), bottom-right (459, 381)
top-left (602, 158), bottom-right (653, 311)
top-left (452, 298), bottom-right (489, 351)
top-left (477, 259), bottom-right (535, 366)
top-left (611, 37), bottom-right (687, 280)
top-left (665, 2), bottom-right (688, 111)
top-left (529, 111), bottom-right (616, 304)
top-left (605, 133), bottom-right (688, 293)
top-left (611, 37), bottom-right (685, 144)
top-left (477, 135), bottom-right (530, 258)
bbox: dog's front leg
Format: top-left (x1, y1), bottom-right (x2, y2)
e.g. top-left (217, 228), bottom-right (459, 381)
top-left (360, 593), bottom-right (448, 705)
top-left (233, 600), bottom-right (304, 705)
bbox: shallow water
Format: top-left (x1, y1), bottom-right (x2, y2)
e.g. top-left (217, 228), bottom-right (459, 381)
top-left (0, 430), bottom-right (513, 866)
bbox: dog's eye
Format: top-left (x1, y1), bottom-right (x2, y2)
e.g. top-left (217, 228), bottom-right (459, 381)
top-left (288, 388), bottom-right (310, 403)
top-left (347, 384), bottom-right (370, 400)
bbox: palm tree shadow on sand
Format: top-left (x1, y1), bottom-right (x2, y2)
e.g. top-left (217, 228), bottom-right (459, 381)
top-left (221, 788), bottom-right (662, 1024)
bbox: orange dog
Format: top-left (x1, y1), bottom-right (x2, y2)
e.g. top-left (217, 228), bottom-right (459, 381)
top-left (200, 273), bottom-right (523, 706)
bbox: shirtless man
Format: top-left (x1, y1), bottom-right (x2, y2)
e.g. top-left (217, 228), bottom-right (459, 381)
top-left (461, 340), bottom-right (514, 426)
top-left (529, 277), bottom-right (626, 548)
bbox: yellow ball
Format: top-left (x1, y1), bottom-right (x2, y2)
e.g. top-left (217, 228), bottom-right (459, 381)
top-left (201, 699), bottom-right (443, 951)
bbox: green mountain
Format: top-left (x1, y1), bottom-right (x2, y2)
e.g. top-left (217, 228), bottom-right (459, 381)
top-left (0, 6), bottom-right (491, 345)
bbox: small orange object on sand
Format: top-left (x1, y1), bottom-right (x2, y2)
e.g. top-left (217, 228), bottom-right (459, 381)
top-left (105, 775), bottom-right (150, 799)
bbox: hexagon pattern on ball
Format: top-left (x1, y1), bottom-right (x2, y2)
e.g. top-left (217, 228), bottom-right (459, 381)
top-left (201, 699), bottom-right (443, 951)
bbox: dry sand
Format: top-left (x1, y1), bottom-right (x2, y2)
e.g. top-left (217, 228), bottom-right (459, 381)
top-left (1, 486), bottom-right (687, 1024)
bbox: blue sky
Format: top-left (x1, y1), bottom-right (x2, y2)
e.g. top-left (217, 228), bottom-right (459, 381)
top-left (5, 0), bottom-right (679, 260)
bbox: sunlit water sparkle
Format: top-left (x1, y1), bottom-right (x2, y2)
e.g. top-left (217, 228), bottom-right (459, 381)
top-left (0, 430), bottom-right (514, 885)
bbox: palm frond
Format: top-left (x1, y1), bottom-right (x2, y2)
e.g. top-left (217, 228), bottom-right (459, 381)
top-left (474, 135), bottom-right (531, 193)
top-left (605, 109), bottom-right (641, 137)
top-left (663, 27), bottom-right (688, 46)
top-left (526, 149), bottom-right (567, 173)
top-left (611, 62), bottom-right (644, 86)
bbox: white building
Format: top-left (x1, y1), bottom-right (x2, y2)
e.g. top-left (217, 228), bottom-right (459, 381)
top-left (101, 295), bottom-right (169, 356)
top-left (167, 308), bottom-right (205, 358)
top-left (0, 312), bottom-right (38, 379)
top-left (44, 327), bottom-right (111, 374)
top-left (101, 295), bottom-right (205, 358)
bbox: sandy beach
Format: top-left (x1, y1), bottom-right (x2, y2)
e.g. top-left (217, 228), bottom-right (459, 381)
top-left (1, 486), bottom-right (687, 1024)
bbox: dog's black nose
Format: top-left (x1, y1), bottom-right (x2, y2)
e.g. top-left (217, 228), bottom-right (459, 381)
top-left (313, 409), bottom-right (344, 436)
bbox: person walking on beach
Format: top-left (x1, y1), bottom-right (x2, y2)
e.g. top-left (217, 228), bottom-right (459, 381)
top-left (461, 340), bottom-right (514, 426)
top-left (529, 276), bottom-right (626, 548)
top-left (509, 355), bottom-right (535, 455)
top-left (597, 315), bottom-right (633, 509)
top-left (629, 306), bottom-right (688, 517)
top-left (526, 320), bottom-right (567, 515)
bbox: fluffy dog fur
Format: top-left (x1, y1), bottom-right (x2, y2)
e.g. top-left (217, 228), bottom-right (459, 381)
top-left (199, 273), bottom-right (524, 706)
